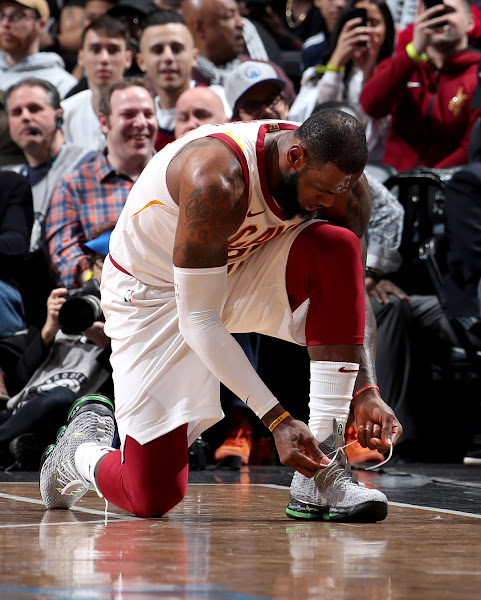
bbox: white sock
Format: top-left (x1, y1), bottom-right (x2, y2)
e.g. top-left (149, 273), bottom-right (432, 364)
top-left (75, 442), bottom-right (114, 496)
top-left (308, 361), bottom-right (359, 443)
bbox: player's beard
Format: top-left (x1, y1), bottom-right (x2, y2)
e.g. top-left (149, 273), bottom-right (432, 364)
top-left (275, 171), bottom-right (316, 220)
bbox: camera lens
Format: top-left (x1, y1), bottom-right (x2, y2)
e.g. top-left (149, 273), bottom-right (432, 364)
top-left (59, 295), bottom-right (103, 335)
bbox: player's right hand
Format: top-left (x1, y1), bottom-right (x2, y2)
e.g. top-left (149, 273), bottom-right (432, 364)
top-left (272, 417), bottom-right (331, 477)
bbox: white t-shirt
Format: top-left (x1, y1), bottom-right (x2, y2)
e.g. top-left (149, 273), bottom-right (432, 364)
top-left (61, 89), bottom-right (106, 152)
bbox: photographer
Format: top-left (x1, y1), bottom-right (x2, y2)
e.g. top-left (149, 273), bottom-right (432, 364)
top-left (0, 227), bottom-right (113, 470)
top-left (289, 0), bottom-right (395, 161)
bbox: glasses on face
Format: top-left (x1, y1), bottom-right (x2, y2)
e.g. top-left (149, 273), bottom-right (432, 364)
top-left (238, 93), bottom-right (284, 119)
top-left (0, 9), bottom-right (36, 24)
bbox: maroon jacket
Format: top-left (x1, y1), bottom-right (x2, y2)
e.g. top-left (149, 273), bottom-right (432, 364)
top-left (360, 48), bottom-right (481, 172)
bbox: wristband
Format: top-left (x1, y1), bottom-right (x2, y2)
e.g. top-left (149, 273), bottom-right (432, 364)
top-left (315, 63), bottom-right (345, 75)
top-left (268, 411), bottom-right (290, 432)
top-left (405, 42), bottom-right (429, 63)
top-left (353, 383), bottom-right (380, 400)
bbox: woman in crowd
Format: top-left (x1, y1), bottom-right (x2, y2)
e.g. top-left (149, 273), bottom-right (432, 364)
top-left (289, 0), bottom-right (395, 161)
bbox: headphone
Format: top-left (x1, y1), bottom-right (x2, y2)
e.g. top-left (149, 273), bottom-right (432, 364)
top-left (55, 114), bottom-right (64, 129)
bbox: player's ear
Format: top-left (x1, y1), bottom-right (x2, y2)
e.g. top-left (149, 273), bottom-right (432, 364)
top-left (287, 144), bottom-right (307, 170)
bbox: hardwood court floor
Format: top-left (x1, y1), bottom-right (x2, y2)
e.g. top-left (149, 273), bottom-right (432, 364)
top-left (0, 464), bottom-right (480, 599)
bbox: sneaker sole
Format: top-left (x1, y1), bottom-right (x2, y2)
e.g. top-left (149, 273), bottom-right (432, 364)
top-left (463, 457), bottom-right (481, 465)
top-left (286, 497), bottom-right (388, 523)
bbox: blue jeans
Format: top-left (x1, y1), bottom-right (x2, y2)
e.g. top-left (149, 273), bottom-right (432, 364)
top-left (0, 280), bottom-right (26, 337)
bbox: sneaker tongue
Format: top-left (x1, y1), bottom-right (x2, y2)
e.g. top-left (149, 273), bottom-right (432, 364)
top-left (319, 434), bottom-right (335, 456)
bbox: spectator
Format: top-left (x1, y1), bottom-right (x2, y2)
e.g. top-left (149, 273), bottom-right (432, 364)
top-left (61, 16), bottom-right (133, 152)
top-left (7, 78), bottom-right (96, 252)
top-left (40, 1), bottom-right (87, 73)
top-left (137, 10), bottom-right (229, 150)
top-left (182, 0), bottom-right (274, 86)
top-left (226, 60), bottom-right (291, 121)
top-left (298, 0), bottom-right (347, 71)
top-left (174, 85), bottom-right (227, 138)
top-left (240, 0), bottom-right (326, 52)
top-left (6, 77), bottom-right (97, 327)
top-left (46, 78), bottom-right (157, 288)
top-left (360, 0), bottom-right (481, 171)
top-left (108, 0), bottom-right (159, 61)
top-left (0, 225), bottom-right (114, 470)
top-left (289, 0), bottom-right (395, 162)
top-left (67, 0), bottom-right (117, 83)
top-left (0, 0), bottom-right (77, 98)
top-left (84, 0), bottom-right (116, 25)
top-left (0, 88), bottom-right (25, 167)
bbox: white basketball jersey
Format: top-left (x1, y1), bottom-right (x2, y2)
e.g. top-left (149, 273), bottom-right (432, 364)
top-left (109, 120), bottom-right (305, 285)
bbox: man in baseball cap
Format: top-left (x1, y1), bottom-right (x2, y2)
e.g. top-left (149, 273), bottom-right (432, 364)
top-left (225, 60), bottom-right (290, 122)
top-left (0, 0), bottom-right (77, 98)
top-left (6, 0), bottom-right (49, 20)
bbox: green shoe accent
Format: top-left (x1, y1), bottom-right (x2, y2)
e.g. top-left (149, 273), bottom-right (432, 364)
top-left (67, 395), bottom-right (114, 421)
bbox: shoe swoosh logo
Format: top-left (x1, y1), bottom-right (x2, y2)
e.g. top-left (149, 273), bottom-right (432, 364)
top-left (339, 367), bottom-right (358, 373)
top-left (247, 209), bottom-right (266, 217)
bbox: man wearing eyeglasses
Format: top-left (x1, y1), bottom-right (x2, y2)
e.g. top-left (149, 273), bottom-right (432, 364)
top-left (225, 60), bottom-right (291, 121)
top-left (0, 0), bottom-right (77, 98)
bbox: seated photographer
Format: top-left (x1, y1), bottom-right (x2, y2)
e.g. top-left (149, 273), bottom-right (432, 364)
top-left (0, 227), bottom-right (113, 470)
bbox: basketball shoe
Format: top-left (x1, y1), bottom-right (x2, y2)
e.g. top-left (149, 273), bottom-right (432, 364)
top-left (214, 424), bottom-right (254, 465)
top-left (40, 394), bottom-right (115, 509)
top-left (286, 419), bottom-right (388, 522)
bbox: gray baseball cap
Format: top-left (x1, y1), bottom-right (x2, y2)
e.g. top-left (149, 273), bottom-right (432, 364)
top-left (225, 61), bottom-right (286, 110)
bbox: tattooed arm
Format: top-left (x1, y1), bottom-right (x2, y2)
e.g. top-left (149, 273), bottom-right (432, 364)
top-left (168, 138), bottom-right (247, 268)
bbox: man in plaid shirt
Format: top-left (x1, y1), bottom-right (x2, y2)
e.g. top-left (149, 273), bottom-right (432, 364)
top-left (46, 78), bottom-right (157, 288)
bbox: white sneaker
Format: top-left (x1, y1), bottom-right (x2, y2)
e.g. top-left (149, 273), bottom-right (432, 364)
top-left (40, 395), bottom-right (115, 509)
top-left (286, 419), bottom-right (388, 522)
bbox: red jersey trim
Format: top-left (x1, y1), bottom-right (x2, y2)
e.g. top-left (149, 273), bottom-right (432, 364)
top-left (207, 133), bottom-right (250, 191)
top-left (256, 122), bottom-right (299, 220)
top-left (109, 254), bottom-right (133, 277)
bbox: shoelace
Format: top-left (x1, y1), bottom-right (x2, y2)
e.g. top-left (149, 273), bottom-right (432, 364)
top-left (57, 457), bottom-right (89, 497)
top-left (315, 440), bottom-right (393, 485)
top-left (330, 440), bottom-right (393, 471)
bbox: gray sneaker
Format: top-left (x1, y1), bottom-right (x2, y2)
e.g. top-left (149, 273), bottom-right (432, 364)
top-left (39, 395), bottom-right (115, 509)
top-left (286, 419), bottom-right (388, 522)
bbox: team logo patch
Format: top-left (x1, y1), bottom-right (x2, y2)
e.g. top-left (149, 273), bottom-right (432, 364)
top-left (124, 289), bottom-right (134, 303)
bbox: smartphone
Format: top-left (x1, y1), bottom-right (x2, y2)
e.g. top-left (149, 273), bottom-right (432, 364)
top-left (424, 0), bottom-right (448, 20)
top-left (350, 7), bottom-right (368, 47)
top-left (424, 0), bottom-right (444, 9)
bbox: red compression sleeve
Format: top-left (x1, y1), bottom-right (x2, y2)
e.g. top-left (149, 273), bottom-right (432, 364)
top-left (286, 222), bottom-right (365, 346)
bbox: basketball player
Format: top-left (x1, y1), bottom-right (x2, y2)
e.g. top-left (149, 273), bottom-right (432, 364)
top-left (39, 110), bottom-right (402, 522)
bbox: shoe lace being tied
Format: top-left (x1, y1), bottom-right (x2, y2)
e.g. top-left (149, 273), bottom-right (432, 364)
top-left (326, 440), bottom-right (393, 473)
top-left (316, 440), bottom-right (394, 484)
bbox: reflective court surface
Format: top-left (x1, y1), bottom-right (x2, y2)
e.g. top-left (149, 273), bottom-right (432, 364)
top-left (0, 464), bottom-right (480, 599)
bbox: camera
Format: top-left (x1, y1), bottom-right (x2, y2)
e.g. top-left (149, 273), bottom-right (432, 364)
top-left (58, 279), bottom-right (103, 335)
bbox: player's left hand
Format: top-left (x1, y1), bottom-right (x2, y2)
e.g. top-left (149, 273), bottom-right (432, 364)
top-left (353, 389), bottom-right (402, 452)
